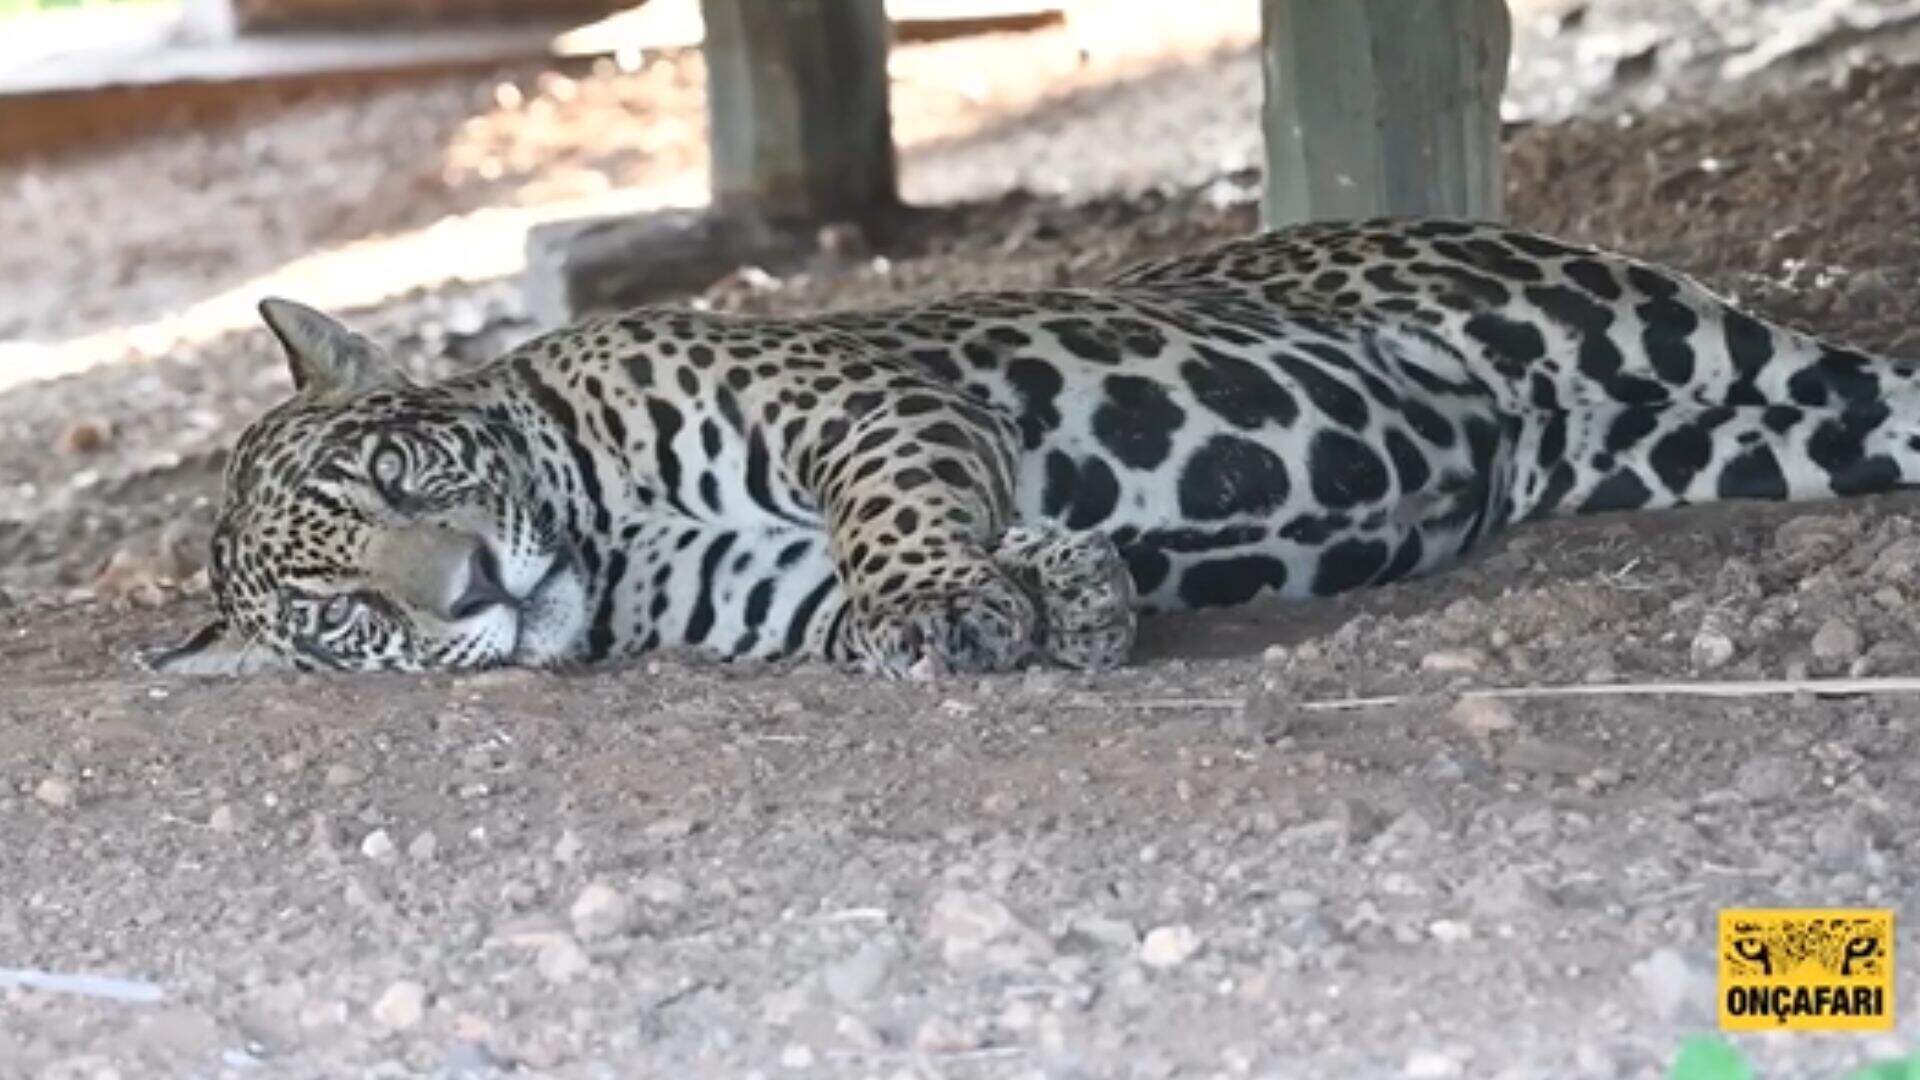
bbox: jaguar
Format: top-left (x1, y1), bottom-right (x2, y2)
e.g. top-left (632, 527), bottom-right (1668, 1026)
top-left (147, 218), bottom-right (1920, 677)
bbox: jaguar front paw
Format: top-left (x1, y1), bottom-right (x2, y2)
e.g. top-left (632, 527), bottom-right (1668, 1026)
top-left (992, 524), bottom-right (1137, 672)
top-left (855, 569), bottom-right (1040, 677)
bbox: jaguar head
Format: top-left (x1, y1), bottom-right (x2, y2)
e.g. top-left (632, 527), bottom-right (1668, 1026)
top-left (147, 299), bottom-right (588, 675)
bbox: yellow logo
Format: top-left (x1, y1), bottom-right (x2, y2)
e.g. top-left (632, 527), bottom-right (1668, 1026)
top-left (1718, 908), bottom-right (1895, 1031)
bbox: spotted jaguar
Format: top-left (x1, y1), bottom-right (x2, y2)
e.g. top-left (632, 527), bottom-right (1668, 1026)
top-left (148, 218), bottom-right (1920, 677)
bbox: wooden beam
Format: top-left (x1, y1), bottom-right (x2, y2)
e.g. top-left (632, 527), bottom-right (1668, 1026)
top-left (700, 0), bottom-right (897, 224)
top-left (1259, 0), bottom-right (1510, 226)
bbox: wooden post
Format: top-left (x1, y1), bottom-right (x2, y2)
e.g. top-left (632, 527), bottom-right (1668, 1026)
top-left (1260, 0), bottom-right (1510, 227)
top-left (701, 0), bottom-right (897, 224)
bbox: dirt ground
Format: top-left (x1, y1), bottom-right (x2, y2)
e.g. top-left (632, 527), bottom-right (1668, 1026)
top-left (4, 2), bottom-right (1920, 1077)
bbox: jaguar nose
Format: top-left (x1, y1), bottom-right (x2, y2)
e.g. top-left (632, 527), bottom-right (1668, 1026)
top-left (448, 543), bottom-right (514, 620)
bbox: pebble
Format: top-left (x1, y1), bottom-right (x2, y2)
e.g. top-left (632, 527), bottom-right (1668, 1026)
top-left (1812, 815), bottom-right (1868, 869)
top-left (1867, 537), bottom-right (1920, 579)
top-left (760, 980), bottom-right (817, 1026)
top-left (926, 890), bottom-right (1019, 966)
top-left (1630, 947), bottom-right (1707, 1021)
top-left (360, 829), bottom-right (396, 860)
top-left (1811, 617), bottom-right (1863, 664)
top-left (834, 1013), bottom-right (886, 1052)
top-left (634, 873), bottom-right (688, 907)
top-left (1139, 924), bottom-right (1202, 968)
top-left (569, 882), bottom-right (632, 941)
top-left (779, 1043), bottom-right (815, 1069)
top-left (1070, 914), bottom-right (1139, 949)
top-left (1733, 754), bottom-right (1807, 802)
top-left (1428, 919), bottom-right (1473, 944)
top-left (1403, 1049), bottom-right (1463, 1078)
top-left (443, 1040), bottom-right (499, 1078)
top-left (1689, 628), bottom-right (1736, 671)
top-left (1274, 889), bottom-right (1322, 915)
top-left (208, 804), bottom-right (238, 832)
top-left (1450, 696), bottom-right (1515, 735)
top-left (1461, 867), bottom-right (1550, 918)
top-left (553, 830), bottom-right (585, 863)
top-left (644, 816), bottom-right (695, 841)
top-left (537, 937), bottom-right (592, 984)
top-left (823, 940), bottom-right (894, 1006)
top-left (1419, 648), bottom-right (1486, 674)
top-left (57, 418), bottom-right (113, 455)
top-left (913, 1016), bottom-right (978, 1054)
top-left (34, 776), bottom-right (75, 809)
top-left (407, 830), bottom-right (438, 862)
top-left (323, 764), bottom-right (363, 788)
top-left (370, 980), bottom-right (428, 1030)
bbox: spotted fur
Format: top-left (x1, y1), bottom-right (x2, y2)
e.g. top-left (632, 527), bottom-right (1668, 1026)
top-left (148, 219), bottom-right (1920, 676)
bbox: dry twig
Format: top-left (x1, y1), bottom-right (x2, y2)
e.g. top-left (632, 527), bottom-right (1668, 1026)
top-left (1300, 676), bottom-right (1920, 712)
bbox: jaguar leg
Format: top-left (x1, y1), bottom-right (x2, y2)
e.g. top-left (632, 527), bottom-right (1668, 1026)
top-left (992, 523), bottom-right (1136, 671)
top-left (772, 363), bottom-right (1042, 676)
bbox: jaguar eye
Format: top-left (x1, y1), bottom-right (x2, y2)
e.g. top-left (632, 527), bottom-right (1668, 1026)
top-left (370, 445), bottom-right (408, 493)
top-left (319, 594), bottom-right (358, 629)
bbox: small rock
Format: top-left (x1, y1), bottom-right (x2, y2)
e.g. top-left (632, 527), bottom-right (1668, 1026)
top-left (90, 550), bottom-right (178, 606)
top-left (34, 776), bottom-right (75, 809)
top-left (1689, 628), bottom-right (1736, 671)
top-left (815, 221), bottom-right (869, 260)
top-left (634, 873), bottom-right (688, 907)
top-left (1428, 918), bottom-right (1473, 944)
top-left (536, 937), bottom-right (592, 984)
top-left (643, 816), bottom-right (695, 841)
top-left (208, 804), bottom-right (237, 832)
top-left (323, 764), bottom-right (363, 787)
top-left (1574, 766), bottom-right (1623, 794)
top-left (1419, 648), bottom-right (1486, 674)
top-left (406, 830), bottom-right (438, 862)
top-left (569, 882), bottom-right (632, 941)
top-left (778, 1043), bottom-right (815, 1070)
top-left (443, 1040), bottom-right (499, 1078)
top-left (1630, 947), bottom-right (1707, 1021)
top-left (370, 980), bottom-right (428, 1030)
top-left (1450, 696), bottom-right (1515, 735)
top-left (834, 1013), bottom-right (886, 1052)
top-left (1811, 618), bottom-right (1863, 665)
top-left (1733, 754), bottom-right (1806, 803)
top-left (823, 941), bottom-right (894, 1006)
top-left (913, 1015), bottom-right (977, 1054)
top-left (57, 419), bottom-right (113, 455)
top-left (1867, 537), bottom-right (1920, 580)
top-left (1774, 516), bottom-right (1846, 557)
top-left (1068, 914), bottom-right (1139, 949)
top-left (927, 890), bottom-right (1018, 965)
top-left (760, 979), bottom-right (817, 1026)
top-left (1461, 867), bottom-right (1550, 918)
top-left (1274, 889), bottom-right (1321, 914)
top-left (360, 829), bottom-right (396, 860)
top-left (1139, 924), bottom-right (1202, 968)
top-left (552, 830), bottom-right (585, 863)
top-left (1812, 814), bottom-right (1869, 870)
top-left (1404, 1049), bottom-right (1463, 1078)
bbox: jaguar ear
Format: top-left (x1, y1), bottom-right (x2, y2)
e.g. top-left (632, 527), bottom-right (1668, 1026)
top-left (143, 619), bottom-right (293, 676)
top-left (258, 297), bottom-right (401, 403)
